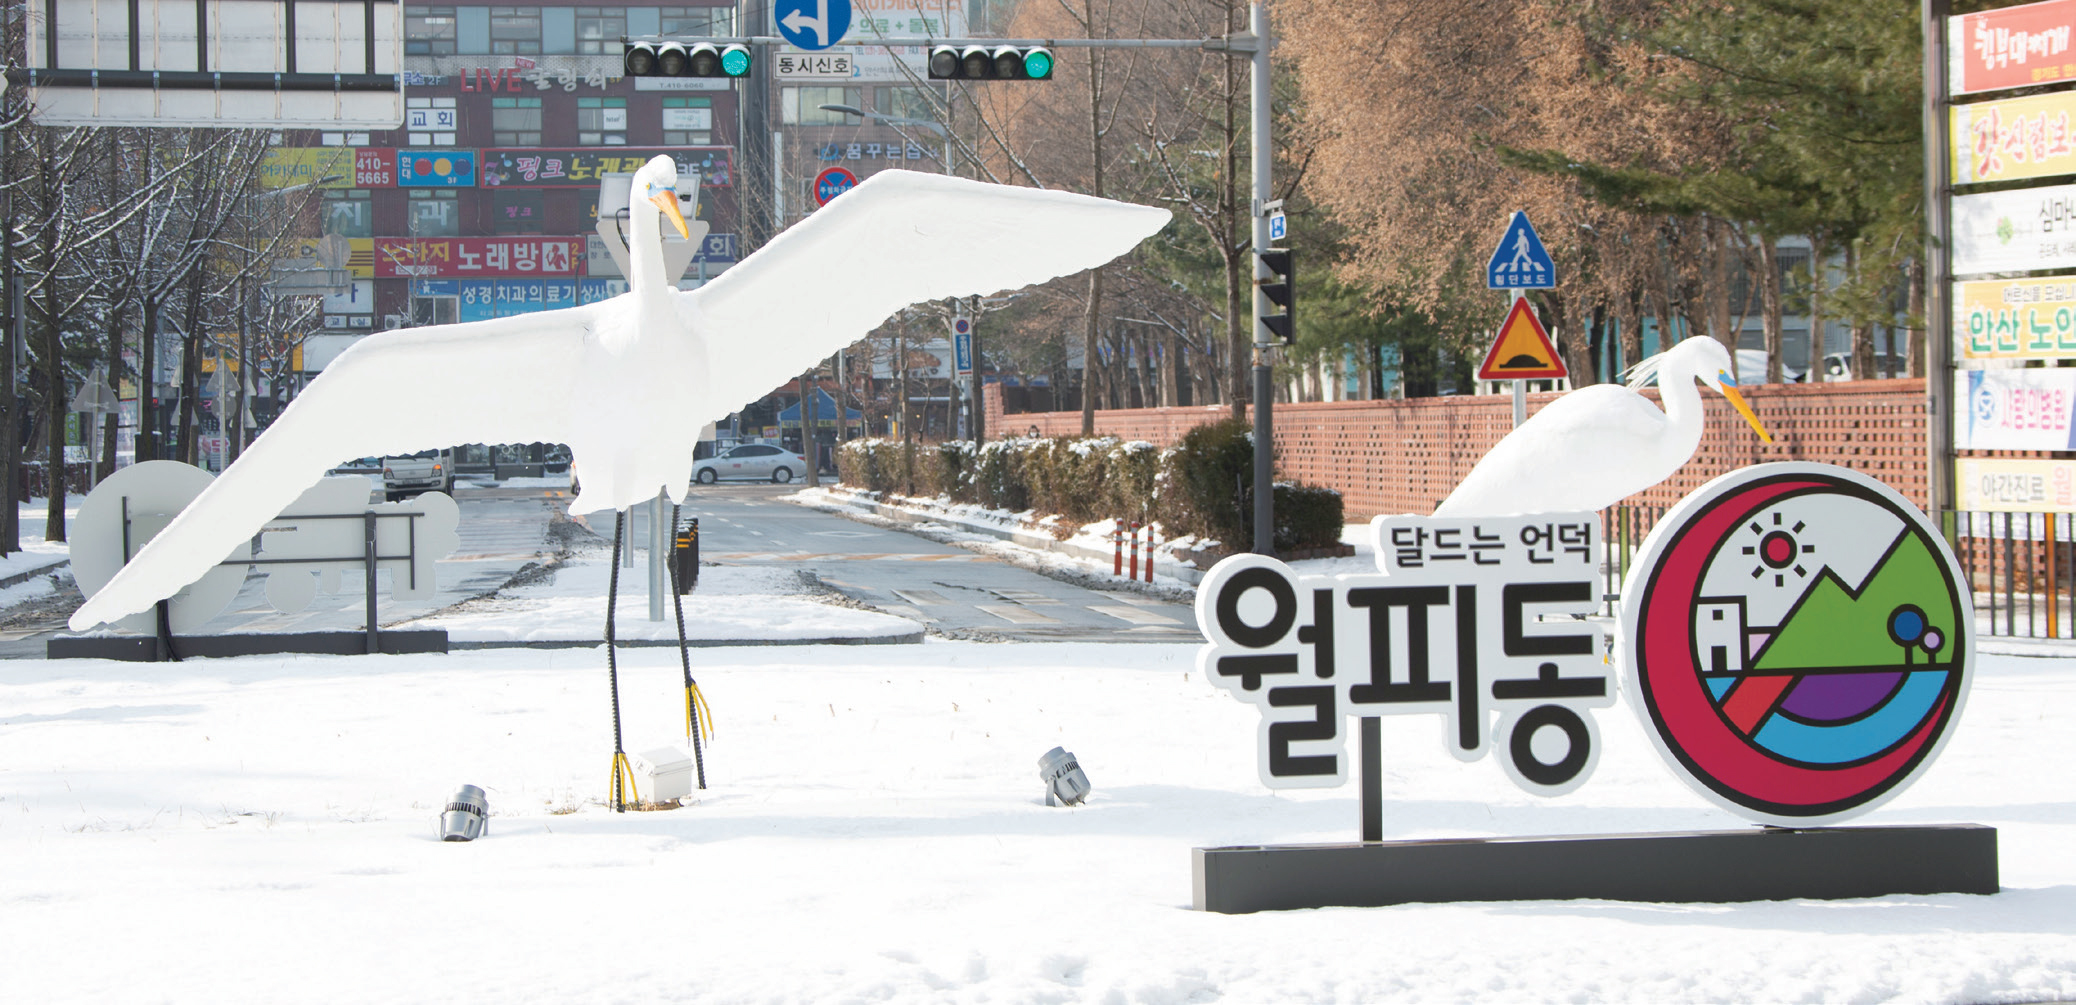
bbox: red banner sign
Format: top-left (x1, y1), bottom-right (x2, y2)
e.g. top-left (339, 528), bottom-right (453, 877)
top-left (373, 237), bottom-right (581, 278)
top-left (354, 148), bottom-right (396, 187)
top-left (1952, 0), bottom-right (2076, 95)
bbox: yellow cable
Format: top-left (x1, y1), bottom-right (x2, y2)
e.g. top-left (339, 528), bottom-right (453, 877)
top-left (609, 751), bottom-right (640, 808)
top-left (687, 684), bottom-right (715, 744)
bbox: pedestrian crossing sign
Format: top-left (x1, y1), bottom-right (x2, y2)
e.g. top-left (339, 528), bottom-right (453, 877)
top-left (1486, 211), bottom-right (1556, 290)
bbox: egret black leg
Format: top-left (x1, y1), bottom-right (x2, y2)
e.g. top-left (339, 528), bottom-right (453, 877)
top-left (606, 510), bottom-right (631, 812)
top-left (669, 502), bottom-right (709, 789)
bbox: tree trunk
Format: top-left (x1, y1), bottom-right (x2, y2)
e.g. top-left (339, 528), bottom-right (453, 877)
top-left (139, 296), bottom-right (159, 461)
top-left (1707, 218), bottom-right (1736, 362)
top-left (1621, 290), bottom-right (1645, 378)
top-left (1759, 237), bottom-right (1784, 384)
top-left (1808, 240), bottom-right (1827, 383)
top-left (1906, 256), bottom-right (1926, 379)
top-left (1849, 240), bottom-right (1874, 380)
top-left (42, 209), bottom-right (65, 542)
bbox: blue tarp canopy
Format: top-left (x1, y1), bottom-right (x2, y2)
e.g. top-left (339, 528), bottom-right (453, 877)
top-left (778, 388), bottom-right (862, 426)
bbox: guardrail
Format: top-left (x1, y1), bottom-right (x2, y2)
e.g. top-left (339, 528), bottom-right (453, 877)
top-left (1596, 504), bottom-right (2074, 641)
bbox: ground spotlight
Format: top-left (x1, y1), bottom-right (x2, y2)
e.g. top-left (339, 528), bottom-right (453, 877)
top-left (1039, 747), bottom-right (1090, 806)
top-left (440, 784), bottom-right (488, 841)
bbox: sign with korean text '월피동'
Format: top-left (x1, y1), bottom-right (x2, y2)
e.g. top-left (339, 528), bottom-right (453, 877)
top-left (1949, 0), bottom-right (2076, 96)
top-left (1955, 275), bottom-right (2076, 359)
top-left (1951, 182), bottom-right (2076, 275)
top-left (1951, 89), bottom-right (2076, 184)
top-left (374, 237), bottom-right (580, 278)
top-left (1957, 366), bottom-right (2076, 451)
top-left (1196, 514), bottom-right (1612, 797)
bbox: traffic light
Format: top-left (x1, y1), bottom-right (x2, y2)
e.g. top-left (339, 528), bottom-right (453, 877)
top-left (624, 41), bottom-right (750, 78)
top-left (1257, 248), bottom-right (1293, 343)
top-left (927, 44), bottom-right (1053, 80)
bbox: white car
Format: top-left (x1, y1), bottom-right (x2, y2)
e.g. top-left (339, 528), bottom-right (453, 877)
top-left (694, 443), bottom-right (810, 484)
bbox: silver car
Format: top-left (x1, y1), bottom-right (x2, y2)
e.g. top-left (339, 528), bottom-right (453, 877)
top-left (694, 443), bottom-right (809, 484)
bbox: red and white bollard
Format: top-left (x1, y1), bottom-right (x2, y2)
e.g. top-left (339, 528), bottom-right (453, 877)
top-left (1128, 521), bottom-right (1141, 580)
top-left (1113, 519), bottom-right (1124, 576)
top-left (1142, 522), bottom-right (1156, 582)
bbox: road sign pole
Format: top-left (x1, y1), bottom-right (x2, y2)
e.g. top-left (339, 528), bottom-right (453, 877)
top-left (1923, 0), bottom-right (1955, 520)
top-left (1250, 0), bottom-right (1275, 558)
top-left (1510, 289), bottom-right (1525, 428)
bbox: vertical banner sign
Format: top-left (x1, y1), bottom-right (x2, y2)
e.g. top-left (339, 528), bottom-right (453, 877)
top-left (1195, 514), bottom-right (1612, 796)
top-left (1950, 0), bottom-right (2076, 96)
top-left (1620, 464), bottom-right (1971, 826)
top-left (1956, 367), bottom-right (2076, 450)
top-left (1954, 275), bottom-right (2076, 358)
top-left (1951, 90), bottom-right (2076, 184)
top-left (1950, 182), bottom-right (2076, 275)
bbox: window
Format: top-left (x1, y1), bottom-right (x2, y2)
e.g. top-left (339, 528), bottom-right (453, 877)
top-left (489, 6), bottom-right (542, 54)
top-left (408, 190), bottom-right (460, 236)
top-left (661, 97), bottom-right (712, 145)
top-left (877, 87), bottom-right (939, 123)
top-left (781, 87), bottom-right (862, 126)
top-left (659, 5), bottom-right (735, 36)
top-left (577, 96), bottom-right (628, 146)
top-left (492, 189), bottom-right (546, 234)
top-left (491, 97), bottom-right (543, 146)
top-left (576, 7), bottom-right (626, 55)
top-left (322, 191), bottom-right (371, 238)
top-left (404, 5), bottom-right (457, 55)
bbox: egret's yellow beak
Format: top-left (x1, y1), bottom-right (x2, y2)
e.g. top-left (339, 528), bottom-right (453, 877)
top-left (1717, 372), bottom-right (1773, 444)
top-left (650, 191), bottom-right (692, 240)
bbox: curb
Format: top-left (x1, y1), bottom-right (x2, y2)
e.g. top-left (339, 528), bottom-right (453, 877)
top-left (449, 631), bottom-right (925, 649)
top-left (0, 557), bottom-right (68, 591)
top-left (814, 490), bottom-right (1208, 586)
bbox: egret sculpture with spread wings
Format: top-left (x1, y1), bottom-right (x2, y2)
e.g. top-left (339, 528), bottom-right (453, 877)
top-left (72, 156), bottom-right (1171, 631)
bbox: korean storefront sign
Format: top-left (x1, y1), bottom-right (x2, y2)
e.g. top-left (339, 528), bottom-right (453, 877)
top-left (1956, 456), bottom-right (2076, 511)
top-left (1950, 0), bottom-right (2076, 95)
top-left (374, 237), bottom-right (581, 278)
top-left (1952, 89), bottom-right (2076, 185)
top-left (1956, 366), bottom-right (2076, 450)
top-left (411, 278), bottom-right (627, 323)
top-left (1951, 182), bottom-right (2076, 274)
top-left (1955, 275), bottom-right (2076, 359)
top-left (482, 147), bottom-right (734, 188)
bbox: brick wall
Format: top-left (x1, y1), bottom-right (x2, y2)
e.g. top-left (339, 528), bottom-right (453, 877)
top-left (985, 379), bottom-right (1932, 518)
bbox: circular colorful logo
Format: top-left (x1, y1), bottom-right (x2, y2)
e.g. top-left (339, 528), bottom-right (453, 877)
top-left (1619, 463), bottom-right (1972, 825)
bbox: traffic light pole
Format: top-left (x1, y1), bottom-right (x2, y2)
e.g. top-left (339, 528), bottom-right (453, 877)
top-left (1248, 1), bottom-right (1274, 558)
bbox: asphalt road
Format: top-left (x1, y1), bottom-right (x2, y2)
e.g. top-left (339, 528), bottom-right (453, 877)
top-left (680, 483), bottom-right (1201, 643)
top-left (0, 478), bottom-right (1201, 657)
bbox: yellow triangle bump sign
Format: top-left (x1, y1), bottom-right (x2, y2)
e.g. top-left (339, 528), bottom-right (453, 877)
top-left (1476, 297), bottom-right (1567, 381)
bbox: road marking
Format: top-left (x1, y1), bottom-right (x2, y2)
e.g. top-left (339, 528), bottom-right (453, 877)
top-left (880, 603), bottom-right (936, 622)
top-left (1089, 604), bottom-right (1181, 625)
top-left (988, 587), bottom-right (1061, 605)
top-left (976, 604), bottom-right (1060, 625)
top-left (891, 589), bottom-right (952, 605)
top-left (1111, 594), bottom-right (1168, 607)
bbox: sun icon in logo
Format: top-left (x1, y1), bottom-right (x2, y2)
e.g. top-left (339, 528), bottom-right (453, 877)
top-left (1741, 510), bottom-right (1815, 588)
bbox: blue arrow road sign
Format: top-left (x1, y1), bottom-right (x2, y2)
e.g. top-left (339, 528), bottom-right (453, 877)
top-left (776, 0), bottom-right (850, 50)
top-left (1486, 211), bottom-right (1556, 289)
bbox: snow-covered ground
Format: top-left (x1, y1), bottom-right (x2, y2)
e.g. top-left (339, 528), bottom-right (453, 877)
top-left (1, 635), bottom-right (2071, 1002)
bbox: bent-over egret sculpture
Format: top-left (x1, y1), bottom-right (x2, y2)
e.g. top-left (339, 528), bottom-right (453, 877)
top-left (1434, 336), bottom-right (1773, 517)
top-left (71, 155), bottom-right (1170, 807)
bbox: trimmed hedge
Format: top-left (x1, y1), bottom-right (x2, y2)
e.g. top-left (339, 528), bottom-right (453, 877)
top-left (835, 428), bottom-right (1342, 552)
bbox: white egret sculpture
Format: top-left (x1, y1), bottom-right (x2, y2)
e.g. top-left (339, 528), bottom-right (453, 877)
top-left (1433, 336), bottom-right (1773, 517)
top-left (71, 156), bottom-right (1170, 630)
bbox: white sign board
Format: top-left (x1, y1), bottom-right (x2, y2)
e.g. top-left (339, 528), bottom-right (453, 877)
top-left (323, 280), bottom-right (376, 315)
top-left (300, 333), bottom-right (366, 372)
top-left (1957, 366), bottom-right (2076, 450)
top-left (775, 50), bottom-right (857, 78)
top-left (1195, 514), bottom-right (1610, 796)
top-left (1953, 182), bottom-right (2076, 275)
top-left (255, 478), bottom-right (460, 613)
top-left (662, 107), bottom-right (713, 131)
top-left (24, 0), bottom-right (404, 128)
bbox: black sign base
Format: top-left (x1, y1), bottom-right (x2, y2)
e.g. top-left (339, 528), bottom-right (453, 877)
top-left (48, 630), bottom-right (450, 661)
top-left (1193, 825), bottom-right (1998, 914)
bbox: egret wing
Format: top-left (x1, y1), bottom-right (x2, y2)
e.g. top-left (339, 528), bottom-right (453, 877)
top-left (684, 170), bottom-right (1169, 411)
top-left (70, 309), bottom-right (595, 630)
